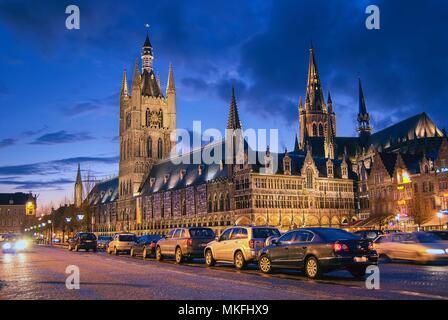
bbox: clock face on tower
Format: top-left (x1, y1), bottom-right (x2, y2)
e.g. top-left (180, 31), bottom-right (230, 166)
top-left (147, 110), bottom-right (163, 128)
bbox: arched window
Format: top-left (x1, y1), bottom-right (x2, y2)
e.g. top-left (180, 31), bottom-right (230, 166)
top-left (312, 123), bottom-right (318, 136)
top-left (306, 168), bottom-right (314, 189)
top-left (147, 137), bottom-right (152, 158)
top-left (146, 109), bottom-right (150, 127)
top-left (159, 109), bottom-right (164, 129)
top-left (207, 196), bottom-right (213, 213)
top-left (225, 193), bottom-right (230, 211)
top-left (318, 123), bottom-right (324, 136)
top-left (213, 194), bottom-right (218, 212)
top-left (157, 138), bottom-right (163, 159)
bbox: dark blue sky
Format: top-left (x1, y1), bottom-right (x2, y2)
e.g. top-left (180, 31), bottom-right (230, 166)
top-left (1, 0), bottom-right (447, 209)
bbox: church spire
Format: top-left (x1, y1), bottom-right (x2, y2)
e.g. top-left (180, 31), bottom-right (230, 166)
top-left (305, 45), bottom-right (326, 112)
top-left (166, 63), bottom-right (176, 95)
top-left (74, 163), bottom-right (83, 208)
top-left (294, 134), bottom-right (300, 153)
top-left (227, 86), bottom-right (242, 130)
top-left (121, 69), bottom-right (128, 96)
top-left (357, 78), bottom-right (371, 140)
top-left (327, 91), bottom-right (333, 113)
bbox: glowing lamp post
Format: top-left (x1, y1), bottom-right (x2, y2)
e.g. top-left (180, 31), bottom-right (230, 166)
top-left (437, 211), bottom-right (444, 230)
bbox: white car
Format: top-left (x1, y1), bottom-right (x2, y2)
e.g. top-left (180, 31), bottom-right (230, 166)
top-left (106, 233), bottom-right (138, 255)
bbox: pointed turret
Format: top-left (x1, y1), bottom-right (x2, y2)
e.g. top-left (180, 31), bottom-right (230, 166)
top-left (227, 86), bottom-right (242, 130)
top-left (121, 69), bottom-right (128, 97)
top-left (132, 59), bottom-right (140, 88)
top-left (305, 45), bottom-right (326, 112)
top-left (294, 134), bottom-right (300, 153)
top-left (166, 63), bottom-right (176, 95)
top-left (327, 91), bottom-right (333, 113)
top-left (357, 78), bottom-right (372, 142)
top-left (142, 32), bottom-right (154, 71)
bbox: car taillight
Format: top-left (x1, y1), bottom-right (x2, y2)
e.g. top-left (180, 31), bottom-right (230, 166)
top-left (249, 239), bottom-right (255, 249)
top-left (149, 242), bottom-right (156, 248)
top-left (333, 242), bottom-right (349, 252)
top-left (186, 239), bottom-right (193, 246)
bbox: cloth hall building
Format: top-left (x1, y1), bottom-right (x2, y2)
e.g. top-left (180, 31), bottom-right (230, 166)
top-left (78, 33), bottom-right (447, 235)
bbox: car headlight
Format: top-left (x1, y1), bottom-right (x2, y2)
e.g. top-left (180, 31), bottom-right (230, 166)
top-left (426, 249), bottom-right (445, 255)
top-left (2, 242), bottom-right (12, 250)
top-left (14, 240), bottom-right (27, 250)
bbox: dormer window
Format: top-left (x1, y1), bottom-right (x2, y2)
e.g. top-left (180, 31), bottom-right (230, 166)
top-left (150, 178), bottom-right (156, 187)
top-left (164, 174), bottom-right (170, 184)
top-left (220, 160), bottom-right (224, 171)
top-left (180, 169), bottom-right (186, 180)
top-left (198, 165), bottom-right (204, 175)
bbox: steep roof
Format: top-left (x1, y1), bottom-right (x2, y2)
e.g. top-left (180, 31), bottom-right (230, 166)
top-left (369, 112), bottom-right (443, 148)
top-left (88, 177), bottom-right (119, 206)
top-left (141, 69), bottom-right (163, 97)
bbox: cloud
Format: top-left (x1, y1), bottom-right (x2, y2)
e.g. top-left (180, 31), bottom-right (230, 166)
top-left (0, 178), bottom-right (74, 190)
top-left (30, 130), bottom-right (95, 145)
top-left (0, 138), bottom-right (17, 149)
top-left (61, 102), bottom-right (103, 117)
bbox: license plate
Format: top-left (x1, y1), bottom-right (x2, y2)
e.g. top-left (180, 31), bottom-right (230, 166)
top-left (354, 256), bottom-right (368, 263)
top-left (200, 243), bottom-right (207, 247)
top-left (85, 240), bottom-right (92, 243)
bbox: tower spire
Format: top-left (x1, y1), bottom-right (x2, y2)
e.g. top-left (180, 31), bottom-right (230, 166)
top-left (121, 69), bottom-right (128, 96)
top-left (141, 30), bottom-right (154, 72)
top-left (357, 78), bottom-right (371, 141)
top-left (294, 134), bottom-right (300, 153)
top-left (227, 86), bottom-right (242, 130)
top-left (74, 163), bottom-right (83, 208)
top-left (166, 63), bottom-right (176, 95)
top-left (132, 59), bottom-right (140, 90)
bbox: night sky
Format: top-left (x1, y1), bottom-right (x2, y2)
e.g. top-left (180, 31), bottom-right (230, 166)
top-left (0, 0), bottom-right (447, 211)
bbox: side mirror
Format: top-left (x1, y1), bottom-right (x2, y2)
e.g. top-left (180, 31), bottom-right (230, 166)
top-left (271, 239), bottom-right (279, 246)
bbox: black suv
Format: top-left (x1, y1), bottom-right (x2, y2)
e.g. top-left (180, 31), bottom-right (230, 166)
top-left (68, 232), bottom-right (97, 252)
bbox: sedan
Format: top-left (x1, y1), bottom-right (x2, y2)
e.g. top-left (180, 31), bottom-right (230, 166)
top-left (374, 232), bottom-right (448, 263)
top-left (106, 233), bottom-right (138, 255)
top-left (258, 228), bottom-right (378, 279)
top-left (130, 234), bottom-right (163, 258)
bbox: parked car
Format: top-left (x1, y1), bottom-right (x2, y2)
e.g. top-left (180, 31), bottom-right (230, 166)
top-left (130, 234), bottom-right (163, 258)
top-left (106, 233), bottom-right (138, 255)
top-left (97, 235), bottom-right (113, 251)
top-left (374, 232), bottom-right (448, 263)
top-left (427, 230), bottom-right (448, 241)
top-left (353, 230), bottom-right (384, 240)
top-left (68, 232), bottom-right (97, 252)
top-left (156, 227), bottom-right (215, 263)
top-left (204, 226), bottom-right (281, 269)
top-left (258, 228), bottom-right (378, 279)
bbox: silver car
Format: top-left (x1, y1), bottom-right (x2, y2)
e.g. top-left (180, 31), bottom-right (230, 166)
top-left (106, 233), bottom-right (138, 255)
top-left (204, 226), bottom-right (281, 269)
top-left (374, 232), bottom-right (448, 263)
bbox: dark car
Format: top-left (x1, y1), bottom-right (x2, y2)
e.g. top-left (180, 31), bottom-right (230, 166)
top-left (130, 234), bottom-right (163, 258)
top-left (427, 230), bottom-right (448, 241)
top-left (68, 232), bottom-right (97, 252)
top-left (258, 228), bottom-right (378, 279)
top-left (97, 235), bottom-right (113, 250)
top-left (353, 230), bottom-right (384, 240)
top-left (156, 227), bottom-right (215, 263)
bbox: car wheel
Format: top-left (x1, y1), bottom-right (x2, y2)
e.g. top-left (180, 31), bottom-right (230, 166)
top-left (304, 256), bottom-right (321, 279)
top-left (142, 247), bottom-right (147, 259)
top-left (234, 251), bottom-right (246, 270)
top-left (130, 248), bottom-right (135, 257)
top-left (156, 246), bottom-right (163, 261)
top-left (259, 255), bottom-right (273, 274)
top-left (114, 247), bottom-right (118, 255)
top-left (68, 245), bottom-right (72, 251)
top-left (205, 249), bottom-right (215, 267)
top-left (348, 266), bottom-right (367, 278)
top-left (175, 247), bottom-right (184, 264)
top-left (75, 245), bottom-right (79, 252)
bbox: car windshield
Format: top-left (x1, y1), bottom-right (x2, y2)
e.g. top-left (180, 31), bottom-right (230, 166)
top-left (189, 228), bottom-right (215, 238)
top-left (140, 235), bottom-right (162, 242)
top-left (416, 233), bottom-right (440, 243)
top-left (119, 235), bottom-right (136, 242)
top-left (252, 228), bottom-right (281, 239)
top-left (317, 229), bottom-right (359, 241)
top-left (98, 236), bottom-right (112, 241)
top-left (79, 233), bottom-right (96, 240)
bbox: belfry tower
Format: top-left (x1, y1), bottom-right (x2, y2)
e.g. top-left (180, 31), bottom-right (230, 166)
top-left (118, 32), bottom-right (177, 200)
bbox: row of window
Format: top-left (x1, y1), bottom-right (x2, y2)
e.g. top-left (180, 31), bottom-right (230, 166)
top-left (121, 137), bottom-right (164, 160)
